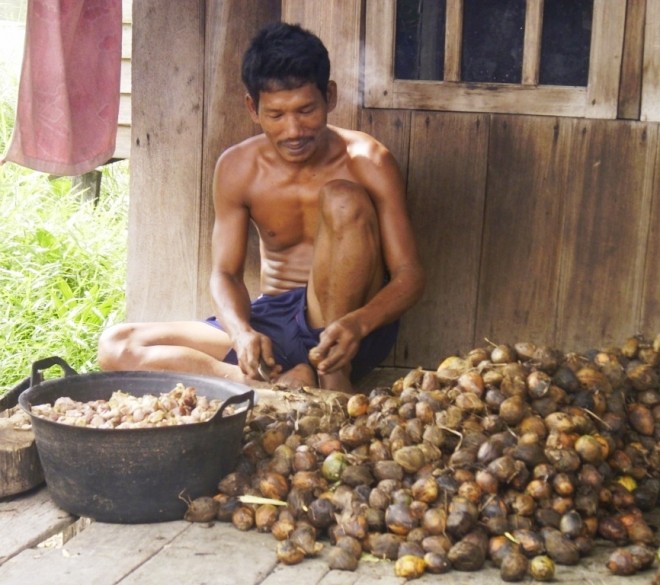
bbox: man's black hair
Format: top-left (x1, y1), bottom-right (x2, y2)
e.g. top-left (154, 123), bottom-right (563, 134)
top-left (241, 22), bottom-right (331, 107)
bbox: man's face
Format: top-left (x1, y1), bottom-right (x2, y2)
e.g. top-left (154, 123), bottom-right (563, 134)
top-left (246, 81), bottom-right (337, 163)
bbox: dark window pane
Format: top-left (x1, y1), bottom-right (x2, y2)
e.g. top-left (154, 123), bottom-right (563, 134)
top-left (395, 0), bottom-right (446, 80)
top-left (540, 0), bottom-right (593, 86)
top-left (461, 0), bottom-right (525, 84)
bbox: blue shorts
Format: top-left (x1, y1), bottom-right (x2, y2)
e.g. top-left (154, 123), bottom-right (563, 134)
top-left (205, 287), bottom-right (398, 383)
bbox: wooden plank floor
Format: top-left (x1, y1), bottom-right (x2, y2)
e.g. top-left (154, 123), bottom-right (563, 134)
top-left (1, 486), bottom-right (657, 585)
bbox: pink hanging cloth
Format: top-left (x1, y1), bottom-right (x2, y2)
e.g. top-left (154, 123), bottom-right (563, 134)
top-left (2, 0), bottom-right (122, 176)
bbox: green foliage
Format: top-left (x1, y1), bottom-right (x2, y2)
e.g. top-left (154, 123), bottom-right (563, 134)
top-left (0, 72), bottom-right (128, 392)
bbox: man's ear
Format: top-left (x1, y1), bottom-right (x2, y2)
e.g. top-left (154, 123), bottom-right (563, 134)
top-left (245, 93), bottom-right (260, 123)
top-left (327, 81), bottom-right (338, 113)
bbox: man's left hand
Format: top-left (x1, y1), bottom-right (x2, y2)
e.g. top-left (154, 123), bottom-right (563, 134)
top-left (310, 315), bottom-right (362, 374)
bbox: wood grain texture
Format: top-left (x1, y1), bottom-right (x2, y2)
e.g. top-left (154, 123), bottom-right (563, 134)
top-left (365, 0), bottom-right (625, 119)
top-left (127, 0), bottom-right (205, 321)
top-left (617, 0), bottom-right (646, 120)
top-left (640, 125), bottom-right (660, 334)
top-left (113, 0), bottom-right (133, 160)
top-left (0, 488), bottom-right (74, 566)
top-left (642, 0), bottom-right (660, 121)
top-left (0, 520), bottom-right (188, 585)
top-left (399, 112), bottom-right (489, 367)
top-left (585, 0), bottom-right (626, 119)
top-left (555, 119), bottom-right (656, 350)
top-left (116, 522), bottom-right (277, 585)
top-left (0, 422), bottom-right (43, 498)
top-left (364, 0), bottom-right (395, 108)
top-left (522, 0), bottom-right (543, 86)
top-left (444, 0), bottom-right (463, 82)
top-left (475, 115), bottom-right (568, 348)
top-left (358, 108), bottom-right (412, 365)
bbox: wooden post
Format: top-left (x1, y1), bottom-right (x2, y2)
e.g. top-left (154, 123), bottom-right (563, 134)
top-left (127, 0), bottom-right (206, 322)
top-left (71, 170), bottom-right (102, 205)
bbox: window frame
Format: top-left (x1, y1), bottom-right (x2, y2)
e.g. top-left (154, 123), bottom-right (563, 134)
top-left (364, 0), bottom-right (627, 119)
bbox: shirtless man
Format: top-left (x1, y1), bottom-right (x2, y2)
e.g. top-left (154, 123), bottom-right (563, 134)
top-left (97, 22), bottom-right (425, 392)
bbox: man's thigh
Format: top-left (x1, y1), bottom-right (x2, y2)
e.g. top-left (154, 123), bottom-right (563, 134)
top-left (307, 180), bottom-right (384, 327)
top-left (131, 320), bottom-right (232, 361)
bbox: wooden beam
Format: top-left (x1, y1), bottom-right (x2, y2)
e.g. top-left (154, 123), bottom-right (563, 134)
top-left (522, 0), bottom-right (543, 86)
top-left (641, 0), bottom-right (660, 121)
top-left (640, 125), bottom-right (660, 334)
top-left (126, 0), bottom-right (205, 321)
top-left (585, 0), bottom-right (626, 119)
top-left (617, 0), bottom-right (645, 120)
top-left (444, 0), bottom-right (463, 82)
top-left (364, 0), bottom-right (395, 108)
top-left (71, 170), bottom-right (102, 205)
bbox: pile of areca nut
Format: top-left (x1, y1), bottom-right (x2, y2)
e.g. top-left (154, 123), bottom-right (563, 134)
top-left (184, 334), bottom-right (660, 582)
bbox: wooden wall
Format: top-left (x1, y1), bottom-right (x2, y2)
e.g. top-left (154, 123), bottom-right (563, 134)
top-left (127, 0), bottom-right (660, 372)
top-left (384, 113), bottom-right (659, 367)
top-left (284, 0), bottom-right (660, 368)
top-left (114, 0), bottom-right (132, 160)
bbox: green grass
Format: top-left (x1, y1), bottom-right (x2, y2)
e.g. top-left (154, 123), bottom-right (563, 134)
top-left (1, 61), bottom-right (128, 393)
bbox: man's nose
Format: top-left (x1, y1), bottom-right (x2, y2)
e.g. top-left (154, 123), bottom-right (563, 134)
top-left (284, 115), bottom-right (304, 137)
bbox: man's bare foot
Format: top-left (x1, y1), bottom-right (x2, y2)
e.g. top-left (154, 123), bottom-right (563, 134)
top-left (318, 370), bottom-right (354, 393)
top-left (275, 363), bottom-right (317, 390)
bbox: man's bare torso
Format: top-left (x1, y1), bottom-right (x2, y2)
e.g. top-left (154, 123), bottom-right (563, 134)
top-left (227, 125), bottom-right (380, 295)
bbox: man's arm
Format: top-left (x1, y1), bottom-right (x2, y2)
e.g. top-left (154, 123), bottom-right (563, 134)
top-left (209, 147), bottom-right (274, 379)
top-left (355, 144), bottom-right (426, 330)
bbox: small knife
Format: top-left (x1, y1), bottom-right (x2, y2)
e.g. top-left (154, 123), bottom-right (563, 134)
top-left (257, 358), bottom-right (273, 382)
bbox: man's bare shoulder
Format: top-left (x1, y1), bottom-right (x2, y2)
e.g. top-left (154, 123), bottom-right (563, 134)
top-left (331, 126), bottom-right (399, 183)
top-left (332, 126), bottom-right (393, 165)
top-left (217, 134), bottom-right (267, 167)
top-left (214, 134), bottom-right (270, 199)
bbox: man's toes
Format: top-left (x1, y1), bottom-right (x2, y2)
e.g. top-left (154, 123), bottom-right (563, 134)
top-left (276, 363), bottom-right (317, 389)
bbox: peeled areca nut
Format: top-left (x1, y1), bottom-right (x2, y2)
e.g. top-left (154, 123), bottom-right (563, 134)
top-left (394, 555), bottom-right (426, 579)
top-left (529, 555), bottom-right (555, 581)
top-left (491, 344), bottom-right (517, 364)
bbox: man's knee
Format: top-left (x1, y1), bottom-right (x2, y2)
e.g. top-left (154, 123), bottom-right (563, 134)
top-left (319, 180), bottom-right (376, 229)
top-left (97, 323), bottom-right (135, 370)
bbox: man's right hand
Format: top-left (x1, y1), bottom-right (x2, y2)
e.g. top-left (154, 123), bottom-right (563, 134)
top-left (233, 330), bottom-right (276, 381)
